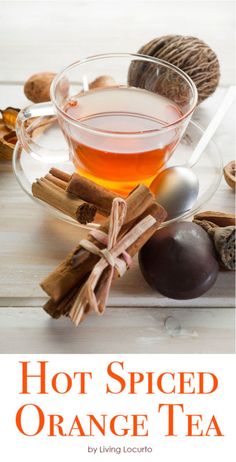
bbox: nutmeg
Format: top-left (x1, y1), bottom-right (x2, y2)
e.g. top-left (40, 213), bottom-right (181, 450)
top-left (89, 75), bottom-right (116, 90)
top-left (24, 72), bottom-right (56, 103)
top-left (223, 161), bottom-right (236, 192)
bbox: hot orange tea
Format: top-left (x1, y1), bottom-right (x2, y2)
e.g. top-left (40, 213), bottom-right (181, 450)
top-left (64, 87), bottom-right (182, 194)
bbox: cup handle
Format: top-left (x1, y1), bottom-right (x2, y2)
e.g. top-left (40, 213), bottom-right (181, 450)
top-left (16, 101), bottom-right (70, 163)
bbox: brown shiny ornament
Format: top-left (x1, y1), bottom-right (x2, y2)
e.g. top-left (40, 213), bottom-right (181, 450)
top-left (139, 222), bottom-right (219, 299)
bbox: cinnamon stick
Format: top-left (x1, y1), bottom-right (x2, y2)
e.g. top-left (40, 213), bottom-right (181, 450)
top-left (32, 177), bottom-right (96, 224)
top-left (43, 199), bottom-right (167, 319)
top-left (66, 172), bottom-right (116, 216)
top-left (49, 167), bottom-right (71, 183)
top-left (45, 173), bottom-right (67, 190)
top-left (44, 285), bottom-right (80, 319)
top-left (41, 184), bottom-right (155, 303)
top-left (48, 167), bottom-right (117, 216)
top-left (87, 201), bottom-right (167, 315)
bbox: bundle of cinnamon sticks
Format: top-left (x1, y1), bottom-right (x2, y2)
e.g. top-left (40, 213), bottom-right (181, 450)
top-left (32, 168), bottom-right (117, 224)
top-left (37, 169), bottom-right (167, 326)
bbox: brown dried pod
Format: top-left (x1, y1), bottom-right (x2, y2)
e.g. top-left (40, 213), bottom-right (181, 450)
top-left (0, 116), bottom-right (17, 160)
top-left (223, 161), bottom-right (236, 192)
top-left (0, 131), bottom-right (17, 160)
top-left (211, 226), bottom-right (235, 271)
top-left (193, 218), bottom-right (235, 271)
top-left (24, 72), bottom-right (56, 103)
top-left (0, 107), bottom-right (20, 130)
top-left (194, 211), bottom-right (235, 227)
top-left (129, 35), bottom-right (220, 104)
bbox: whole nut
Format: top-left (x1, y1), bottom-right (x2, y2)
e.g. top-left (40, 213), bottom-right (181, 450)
top-left (24, 72), bottom-right (56, 103)
top-left (223, 161), bottom-right (236, 192)
top-left (89, 75), bottom-right (116, 90)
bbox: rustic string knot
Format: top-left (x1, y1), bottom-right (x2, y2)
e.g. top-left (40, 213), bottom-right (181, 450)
top-left (69, 197), bottom-right (156, 326)
top-left (79, 237), bottom-right (129, 276)
top-left (79, 197), bottom-right (131, 276)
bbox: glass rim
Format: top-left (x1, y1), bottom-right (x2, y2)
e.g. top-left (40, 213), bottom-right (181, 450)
top-left (50, 52), bottom-right (198, 137)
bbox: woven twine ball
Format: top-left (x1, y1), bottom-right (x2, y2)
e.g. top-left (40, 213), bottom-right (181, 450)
top-left (128, 35), bottom-right (220, 104)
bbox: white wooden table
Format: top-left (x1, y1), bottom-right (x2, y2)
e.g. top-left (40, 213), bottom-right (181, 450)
top-left (0, 0), bottom-right (235, 353)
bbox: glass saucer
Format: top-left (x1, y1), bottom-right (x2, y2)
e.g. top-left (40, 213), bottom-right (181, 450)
top-left (13, 119), bottom-right (222, 229)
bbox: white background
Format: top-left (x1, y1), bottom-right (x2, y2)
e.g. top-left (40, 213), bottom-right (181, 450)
top-left (0, 354), bottom-right (235, 461)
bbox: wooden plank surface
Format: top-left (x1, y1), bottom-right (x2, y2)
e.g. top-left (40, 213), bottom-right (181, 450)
top-left (0, 1), bottom-right (235, 353)
top-left (0, 307), bottom-right (234, 354)
top-left (0, 1), bottom-right (235, 85)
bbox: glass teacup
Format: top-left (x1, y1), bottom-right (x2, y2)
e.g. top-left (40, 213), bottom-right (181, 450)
top-left (16, 53), bottom-right (198, 194)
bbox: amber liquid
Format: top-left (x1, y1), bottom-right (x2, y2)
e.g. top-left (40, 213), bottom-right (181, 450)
top-left (64, 87), bottom-right (181, 194)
